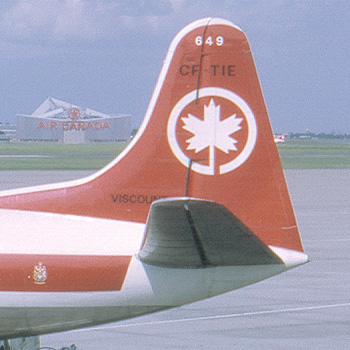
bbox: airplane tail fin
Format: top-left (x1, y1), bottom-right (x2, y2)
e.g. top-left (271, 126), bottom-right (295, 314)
top-left (0, 18), bottom-right (304, 253)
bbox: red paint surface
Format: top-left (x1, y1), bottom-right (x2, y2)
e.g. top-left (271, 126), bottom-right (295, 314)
top-left (0, 254), bottom-right (131, 292)
top-left (0, 20), bottom-right (304, 252)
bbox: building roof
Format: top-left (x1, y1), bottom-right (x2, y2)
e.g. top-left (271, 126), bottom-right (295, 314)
top-left (19, 97), bottom-right (129, 120)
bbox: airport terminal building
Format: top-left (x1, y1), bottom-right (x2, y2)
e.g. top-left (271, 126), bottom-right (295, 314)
top-left (16, 97), bottom-right (131, 143)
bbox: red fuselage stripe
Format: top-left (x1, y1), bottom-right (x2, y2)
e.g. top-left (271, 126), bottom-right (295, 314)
top-left (0, 254), bottom-right (132, 292)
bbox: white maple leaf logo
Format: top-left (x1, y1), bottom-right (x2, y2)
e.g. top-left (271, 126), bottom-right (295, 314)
top-left (167, 88), bottom-right (257, 175)
top-left (181, 99), bottom-right (243, 170)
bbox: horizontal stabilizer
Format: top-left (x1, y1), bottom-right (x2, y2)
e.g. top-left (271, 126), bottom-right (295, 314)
top-left (139, 198), bottom-right (283, 268)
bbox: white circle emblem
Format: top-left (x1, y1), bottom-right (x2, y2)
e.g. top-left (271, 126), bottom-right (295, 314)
top-left (167, 87), bottom-right (257, 175)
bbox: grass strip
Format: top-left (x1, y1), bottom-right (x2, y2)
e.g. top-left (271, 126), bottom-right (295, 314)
top-left (0, 140), bottom-right (349, 170)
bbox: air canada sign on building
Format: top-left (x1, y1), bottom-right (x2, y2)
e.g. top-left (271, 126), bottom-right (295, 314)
top-left (37, 120), bottom-right (111, 131)
top-left (16, 97), bottom-right (131, 143)
top-left (37, 107), bottom-right (111, 130)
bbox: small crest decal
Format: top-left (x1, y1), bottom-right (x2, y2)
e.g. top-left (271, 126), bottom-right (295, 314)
top-left (33, 262), bottom-right (47, 285)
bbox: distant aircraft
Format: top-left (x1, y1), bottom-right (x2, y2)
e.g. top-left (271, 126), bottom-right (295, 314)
top-left (275, 133), bottom-right (287, 143)
top-left (0, 18), bottom-right (308, 345)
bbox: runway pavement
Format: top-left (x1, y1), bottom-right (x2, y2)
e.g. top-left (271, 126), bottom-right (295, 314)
top-left (0, 169), bottom-right (349, 349)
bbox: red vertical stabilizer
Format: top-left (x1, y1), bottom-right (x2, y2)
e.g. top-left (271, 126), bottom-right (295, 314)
top-left (0, 18), bottom-right (304, 252)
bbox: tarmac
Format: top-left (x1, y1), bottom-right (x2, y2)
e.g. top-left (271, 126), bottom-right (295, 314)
top-left (0, 169), bottom-right (349, 349)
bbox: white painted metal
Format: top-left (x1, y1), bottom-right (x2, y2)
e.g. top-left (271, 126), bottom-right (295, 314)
top-left (0, 208), bottom-right (307, 339)
top-left (0, 209), bottom-right (143, 256)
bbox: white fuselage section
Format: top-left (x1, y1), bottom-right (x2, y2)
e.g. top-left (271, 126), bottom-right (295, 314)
top-left (0, 209), bottom-right (304, 339)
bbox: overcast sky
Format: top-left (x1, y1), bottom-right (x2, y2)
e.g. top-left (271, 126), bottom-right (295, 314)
top-left (0, 0), bottom-right (349, 133)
